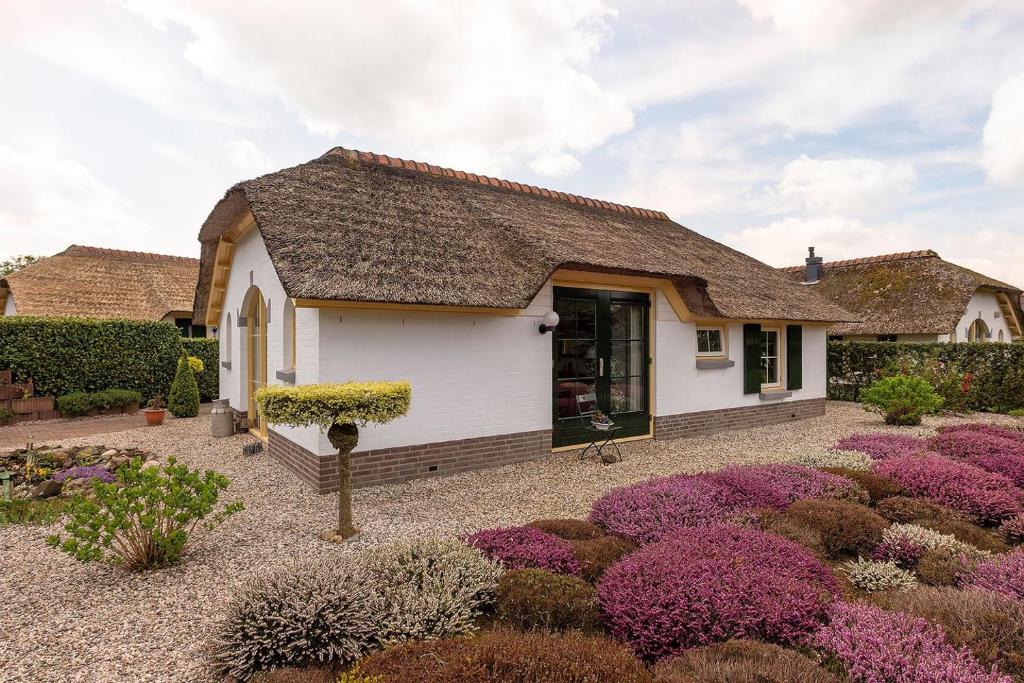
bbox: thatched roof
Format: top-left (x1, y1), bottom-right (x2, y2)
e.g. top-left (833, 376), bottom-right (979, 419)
top-left (780, 250), bottom-right (1023, 336)
top-left (1, 245), bottom-right (199, 321)
top-left (194, 148), bottom-right (856, 324)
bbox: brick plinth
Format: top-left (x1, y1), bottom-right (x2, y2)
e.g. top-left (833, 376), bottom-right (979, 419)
top-left (653, 397), bottom-right (826, 440)
top-left (268, 428), bottom-right (553, 493)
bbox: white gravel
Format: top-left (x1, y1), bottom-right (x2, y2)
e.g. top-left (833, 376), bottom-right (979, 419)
top-left (0, 401), bottom-right (1015, 682)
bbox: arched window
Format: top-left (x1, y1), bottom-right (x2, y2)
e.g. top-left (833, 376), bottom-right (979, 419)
top-left (224, 313), bottom-right (232, 363)
top-left (967, 318), bottom-right (990, 342)
top-left (999, 329), bottom-right (1005, 343)
top-left (283, 299), bottom-right (296, 369)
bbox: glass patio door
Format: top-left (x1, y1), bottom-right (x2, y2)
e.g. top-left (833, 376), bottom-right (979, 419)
top-left (247, 290), bottom-right (267, 437)
top-left (552, 286), bottom-right (650, 448)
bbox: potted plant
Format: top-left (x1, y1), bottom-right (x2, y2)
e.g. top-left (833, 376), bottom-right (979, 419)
top-left (591, 409), bottom-right (614, 430)
top-left (144, 394), bottom-right (167, 426)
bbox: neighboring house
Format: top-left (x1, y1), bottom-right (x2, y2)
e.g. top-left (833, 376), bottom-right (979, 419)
top-left (781, 248), bottom-right (1023, 343)
top-left (193, 148), bottom-right (855, 492)
top-left (0, 245), bottom-right (206, 336)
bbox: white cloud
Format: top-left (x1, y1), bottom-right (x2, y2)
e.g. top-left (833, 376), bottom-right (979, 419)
top-left (773, 156), bottom-right (917, 215)
top-left (983, 72), bottom-right (1024, 184)
top-left (225, 139), bottom-right (274, 177)
top-left (529, 153), bottom-right (582, 177)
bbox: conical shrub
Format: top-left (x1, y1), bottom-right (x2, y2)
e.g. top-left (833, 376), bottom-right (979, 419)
top-left (168, 349), bottom-right (200, 418)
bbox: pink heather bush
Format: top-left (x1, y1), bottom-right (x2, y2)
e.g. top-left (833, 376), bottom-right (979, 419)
top-left (871, 537), bottom-right (925, 568)
top-left (939, 423), bottom-right (1024, 444)
top-left (815, 602), bottom-right (1011, 683)
top-left (589, 464), bottom-right (863, 544)
top-left (596, 524), bottom-right (838, 661)
top-left (835, 433), bottom-right (928, 460)
top-left (928, 431), bottom-right (1024, 487)
top-left (464, 526), bottom-right (581, 576)
top-left (1001, 515), bottom-right (1024, 543)
top-left (961, 549), bottom-right (1024, 603)
top-left (874, 454), bottom-right (1023, 524)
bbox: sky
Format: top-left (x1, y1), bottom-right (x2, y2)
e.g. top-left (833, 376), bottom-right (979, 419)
top-left (1, 0), bottom-right (1022, 286)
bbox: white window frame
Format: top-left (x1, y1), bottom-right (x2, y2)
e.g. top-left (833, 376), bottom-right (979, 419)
top-left (760, 327), bottom-right (783, 389)
top-left (696, 325), bottom-right (726, 358)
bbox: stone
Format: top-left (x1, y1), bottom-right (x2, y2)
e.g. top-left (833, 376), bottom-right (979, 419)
top-left (30, 480), bottom-right (62, 499)
top-left (140, 460), bottom-right (160, 472)
top-left (110, 455), bottom-right (130, 467)
top-left (101, 449), bottom-right (118, 459)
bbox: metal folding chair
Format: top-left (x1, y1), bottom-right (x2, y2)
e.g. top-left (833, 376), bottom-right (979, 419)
top-left (575, 393), bottom-right (622, 464)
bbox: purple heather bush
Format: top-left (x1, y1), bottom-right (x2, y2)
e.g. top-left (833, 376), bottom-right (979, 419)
top-left (815, 602), bottom-right (1011, 683)
top-left (51, 465), bottom-right (116, 484)
top-left (596, 524), bottom-right (838, 661)
top-left (871, 537), bottom-right (925, 568)
top-left (961, 549), bottom-right (1024, 603)
top-left (1000, 515), bottom-right (1024, 543)
top-left (939, 423), bottom-right (1024, 444)
top-left (835, 433), bottom-right (928, 460)
top-left (464, 526), bottom-right (581, 576)
top-left (589, 464), bottom-right (863, 544)
top-left (927, 431), bottom-right (1024, 487)
top-left (874, 454), bottom-right (1023, 524)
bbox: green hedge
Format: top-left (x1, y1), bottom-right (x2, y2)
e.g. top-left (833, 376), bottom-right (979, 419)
top-left (828, 341), bottom-right (1024, 413)
top-left (182, 337), bottom-right (219, 402)
top-left (0, 317), bottom-right (183, 402)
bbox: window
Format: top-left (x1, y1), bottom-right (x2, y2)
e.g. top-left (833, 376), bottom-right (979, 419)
top-left (999, 329), bottom-right (1005, 343)
top-left (876, 334), bottom-right (897, 342)
top-left (967, 318), bottom-right (990, 342)
top-left (173, 317), bottom-right (206, 338)
top-left (760, 328), bottom-right (780, 387)
top-left (224, 314), bottom-right (232, 363)
top-left (283, 299), bottom-right (296, 369)
top-left (696, 326), bottom-right (724, 356)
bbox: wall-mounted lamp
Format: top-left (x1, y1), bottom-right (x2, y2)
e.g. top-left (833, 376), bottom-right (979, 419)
top-left (539, 310), bottom-right (560, 335)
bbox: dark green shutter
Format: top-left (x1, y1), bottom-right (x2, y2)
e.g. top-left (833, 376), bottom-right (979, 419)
top-left (787, 324), bottom-right (803, 391)
top-left (743, 323), bottom-right (762, 394)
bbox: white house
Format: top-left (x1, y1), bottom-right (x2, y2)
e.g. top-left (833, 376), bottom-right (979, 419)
top-left (781, 249), bottom-right (1023, 343)
top-left (193, 148), bottom-right (855, 492)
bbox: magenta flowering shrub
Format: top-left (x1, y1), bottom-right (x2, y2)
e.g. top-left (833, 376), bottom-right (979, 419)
top-left (596, 524), bottom-right (838, 661)
top-left (51, 465), bottom-right (116, 484)
top-left (871, 537), bottom-right (925, 568)
top-left (939, 423), bottom-right (1024, 444)
top-left (835, 433), bottom-right (928, 460)
top-left (815, 602), bottom-right (1011, 683)
top-left (464, 526), bottom-right (581, 576)
top-left (589, 464), bottom-right (862, 544)
top-left (874, 454), bottom-right (1023, 523)
top-left (960, 549), bottom-right (1024, 603)
top-left (1000, 515), bottom-right (1024, 543)
top-left (927, 431), bottom-right (1024, 487)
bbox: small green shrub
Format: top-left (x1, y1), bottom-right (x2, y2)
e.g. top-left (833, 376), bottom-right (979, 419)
top-left (0, 406), bottom-right (15, 425)
top-left (821, 467), bottom-right (903, 503)
top-left (843, 558), bottom-right (917, 592)
top-left (46, 457), bottom-right (242, 570)
top-left (57, 389), bottom-right (142, 415)
top-left (495, 568), bottom-right (603, 632)
top-left (572, 535), bottom-right (636, 582)
top-left (56, 391), bottom-right (94, 415)
top-left (182, 337), bottom-right (219, 401)
top-left (527, 518), bottom-right (604, 540)
top-left (784, 499), bottom-right (889, 558)
top-left (653, 639), bottom-right (840, 683)
top-left (167, 350), bottom-right (200, 418)
top-left (860, 375), bottom-right (943, 426)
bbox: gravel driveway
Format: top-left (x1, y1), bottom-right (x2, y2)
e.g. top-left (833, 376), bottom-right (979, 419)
top-left (0, 401), bottom-right (1014, 682)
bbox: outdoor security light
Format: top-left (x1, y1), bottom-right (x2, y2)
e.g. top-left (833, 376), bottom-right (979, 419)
top-left (539, 310), bottom-right (560, 334)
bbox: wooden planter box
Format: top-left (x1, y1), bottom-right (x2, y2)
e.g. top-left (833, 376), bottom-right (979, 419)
top-left (0, 385), bottom-right (25, 400)
top-left (9, 396), bottom-right (57, 422)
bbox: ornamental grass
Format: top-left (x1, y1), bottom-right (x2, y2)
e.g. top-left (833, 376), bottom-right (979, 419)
top-left (597, 524), bottom-right (838, 661)
top-left (961, 549), bottom-right (1024, 603)
top-left (464, 526), bottom-right (581, 576)
top-left (652, 639), bottom-right (840, 683)
top-left (834, 433), bottom-right (928, 460)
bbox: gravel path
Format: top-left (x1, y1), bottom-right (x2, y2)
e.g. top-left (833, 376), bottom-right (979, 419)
top-left (0, 402), bottom-right (1016, 682)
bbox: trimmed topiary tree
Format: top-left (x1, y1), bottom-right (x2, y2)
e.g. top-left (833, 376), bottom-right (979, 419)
top-left (255, 381), bottom-right (411, 541)
top-left (167, 349), bottom-right (200, 418)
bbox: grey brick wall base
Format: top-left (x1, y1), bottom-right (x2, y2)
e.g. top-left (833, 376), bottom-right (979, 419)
top-left (653, 397), bottom-right (826, 440)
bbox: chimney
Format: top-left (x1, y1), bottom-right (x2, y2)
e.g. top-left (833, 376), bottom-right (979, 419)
top-left (804, 246), bottom-right (823, 283)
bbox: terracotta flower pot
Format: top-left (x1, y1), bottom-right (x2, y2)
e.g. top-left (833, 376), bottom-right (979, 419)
top-left (143, 408), bottom-right (166, 426)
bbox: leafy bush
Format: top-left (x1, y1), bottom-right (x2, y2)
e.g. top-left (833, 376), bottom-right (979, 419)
top-left (876, 496), bottom-right (956, 524)
top-left (795, 449), bottom-right (873, 471)
top-left (57, 389), bottom-right (142, 415)
top-left (589, 464), bottom-right (864, 545)
top-left (465, 526), bottom-right (581, 575)
top-left (821, 467), bottom-right (903, 503)
top-left (834, 432), bottom-right (928, 460)
top-left (597, 524), bottom-right (838, 661)
top-left (213, 560), bottom-right (380, 681)
top-left (782, 499), bottom-right (888, 559)
top-left (872, 587), bottom-right (1024, 679)
top-left (916, 548), bottom-right (979, 587)
top-left (880, 523), bottom-right (989, 560)
top-left (860, 375), bottom-right (943, 426)
top-left (652, 639), bottom-right (840, 683)
top-left (526, 518), bottom-right (603, 540)
top-left (843, 558), bottom-right (917, 592)
top-left (961, 549), bottom-right (1024, 603)
top-left (46, 457), bottom-right (242, 570)
top-left (167, 350), bottom-right (200, 418)
top-left (572, 535), bottom-right (636, 583)
top-left (362, 538), bottom-right (502, 645)
top-left (815, 601), bottom-right (1011, 683)
top-left (928, 431), bottom-right (1024, 487)
top-left (356, 629), bottom-right (654, 683)
top-left (495, 569), bottom-right (602, 632)
top-left (182, 337), bottom-right (219, 401)
top-left (55, 391), bottom-right (94, 416)
top-left (1001, 515), bottom-right (1024, 543)
top-left (874, 454), bottom-right (1023, 523)
top-left (255, 382), bottom-right (413, 430)
top-left (0, 316), bottom-right (181, 401)
top-left (884, 354), bottom-right (974, 413)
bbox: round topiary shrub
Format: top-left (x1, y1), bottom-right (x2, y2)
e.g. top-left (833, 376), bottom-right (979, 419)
top-left (356, 629), bottom-right (654, 683)
top-left (961, 549), bottom-right (1024, 603)
top-left (652, 639), bottom-right (840, 683)
top-left (859, 375), bottom-right (944, 426)
top-left (821, 467), bottom-right (903, 503)
top-left (572, 535), bottom-right (636, 583)
top-left (167, 349), bottom-right (201, 418)
top-left (465, 526), bottom-right (581, 575)
top-left (834, 433), bottom-right (928, 460)
top-left (526, 518), bottom-right (604, 540)
top-left (929, 431), bottom-right (1024, 487)
top-left (597, 525), bottom-right (839, 661)
top-left (783, 499), bottom-right (889, 559)
top-left (874, 454), bottom-right (1024, 523)
top-left (495, 569), bottom-right (602, 632)
top-left (212, 560), bottom-right (379, 681)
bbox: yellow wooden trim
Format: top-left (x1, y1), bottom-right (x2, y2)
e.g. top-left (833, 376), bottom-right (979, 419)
top-left (550, 432), bottom-right (653, 453)
top-left (293, 298), bottom-right (522, 316)
top-left (205, 211), bottom-right (256, 327)
top-left (995, 291), bottom-right (1022, 339)
top-left (552, 269), bottom-right (694, 323)
top-left (247, 428), bottom-right (268, 444)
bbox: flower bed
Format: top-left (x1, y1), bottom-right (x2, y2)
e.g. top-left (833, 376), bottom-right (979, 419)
top-left (464, 526), bottom-right (581, 575)
top-left (938, 423), bottom-right (1024, 444)
top-left (960, 549), bottom-right (1024, 603)
top-left (0, 444), bottom-right (155, 499)
top-left (928, 431), bottom-right (1024, 487)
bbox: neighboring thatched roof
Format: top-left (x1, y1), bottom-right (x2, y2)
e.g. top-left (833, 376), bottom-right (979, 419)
top-left (1, 245), bottom-right (199, 321)
top-left (194, 148), bottom-right (856, 324)
top-left (779, 250), bottom-right (1023, 336)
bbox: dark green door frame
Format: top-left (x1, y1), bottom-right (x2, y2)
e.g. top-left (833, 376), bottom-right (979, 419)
top-left (552, 286), bottom-right (651, 448)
